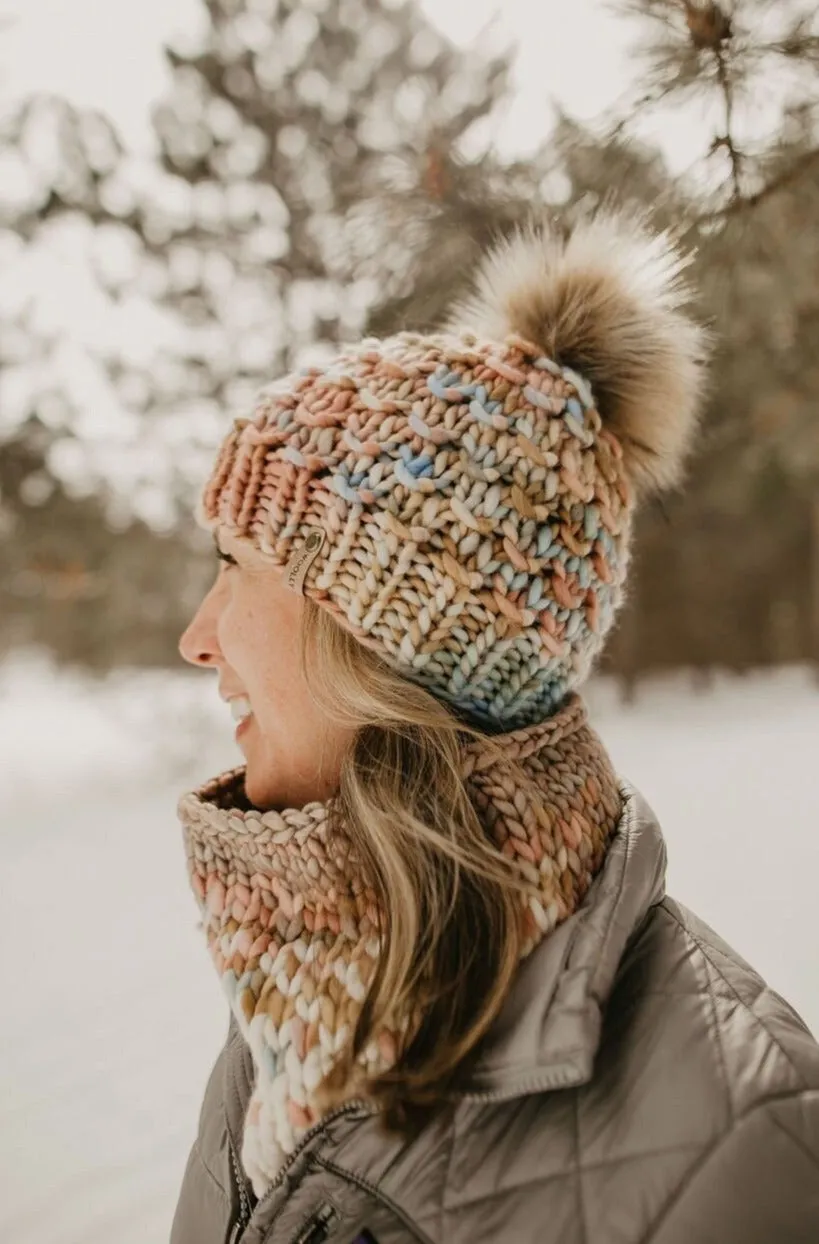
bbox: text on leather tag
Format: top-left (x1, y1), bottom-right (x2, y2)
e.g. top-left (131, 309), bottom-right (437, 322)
top-left (283, 529), bottom-right (325, 594)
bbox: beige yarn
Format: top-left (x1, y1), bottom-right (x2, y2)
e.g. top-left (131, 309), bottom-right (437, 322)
top-left (200, 331), bottom-right (630, 728)
top-left (199, 215), bottom-right (706, 729)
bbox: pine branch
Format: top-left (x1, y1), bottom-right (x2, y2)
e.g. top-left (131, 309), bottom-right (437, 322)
top-left (713, 39), bottom-right (742, 198)
top-left (701, 144), bottom-right (819, 222)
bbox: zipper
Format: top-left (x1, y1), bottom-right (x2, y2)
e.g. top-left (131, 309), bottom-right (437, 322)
top-left (228, 1099), bottom-right (375, 1241)
top-left (228, 1083), bottom-right (577, 1240)
top-left (291, 1202), bottom-right (340, 1244)
top-left (254, 1100), bottom-right (375, 1215)
top-left (228, 1134), bottom-right (252, 1244)
top-left (270, 1099), bottom-right (373, 1194)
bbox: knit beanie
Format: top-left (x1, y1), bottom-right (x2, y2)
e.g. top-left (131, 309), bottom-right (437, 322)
top-left (201, 212), bottom-right (707, 728)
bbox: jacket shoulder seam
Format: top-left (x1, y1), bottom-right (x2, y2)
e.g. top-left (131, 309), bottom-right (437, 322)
top-left (657, 902), bottom-right (810, 1093)
top-left (683, 912), bottom-right (735, 1125)
top-left (768, 1100), bottom-right (819, 1171)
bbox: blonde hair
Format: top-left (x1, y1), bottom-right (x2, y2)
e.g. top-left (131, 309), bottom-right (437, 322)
top-left (301, 599), bottom-right (533, 1131)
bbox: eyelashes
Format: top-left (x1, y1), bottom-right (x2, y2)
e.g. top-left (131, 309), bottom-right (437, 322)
top-left (216, 548), bottom-right (238, 567)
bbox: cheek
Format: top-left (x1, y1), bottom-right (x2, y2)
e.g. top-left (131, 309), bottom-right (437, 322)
top-left (212, 590), bottom-right (245, 668)
top-left (219, 578), bottom-right (305, 701)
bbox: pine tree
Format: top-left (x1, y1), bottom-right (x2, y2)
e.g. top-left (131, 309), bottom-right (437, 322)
top-left (0, 96), bottom-right (211, 665)
top-left (600, 0), bottom-right (819, 675)
top-left (610, 0), bottom-right (819, 209)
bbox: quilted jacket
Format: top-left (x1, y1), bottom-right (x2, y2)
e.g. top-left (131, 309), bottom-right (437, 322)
top-left (171, 787), bottom-right (819, 1243)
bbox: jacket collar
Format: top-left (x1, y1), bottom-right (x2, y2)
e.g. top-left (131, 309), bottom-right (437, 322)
top-left (460, 785), bottom-right (667, 1099)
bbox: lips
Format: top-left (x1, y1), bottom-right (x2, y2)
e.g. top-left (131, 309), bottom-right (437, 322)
top-left (229, 696), bottom-right (252, 724)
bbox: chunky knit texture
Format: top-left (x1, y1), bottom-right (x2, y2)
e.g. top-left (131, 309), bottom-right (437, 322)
top-left (203, 334), bottom-right (628, 726)
top-left (178, 696), bottom-right (622, 1196)
top-left (200, 214), bottom-right (706, 728)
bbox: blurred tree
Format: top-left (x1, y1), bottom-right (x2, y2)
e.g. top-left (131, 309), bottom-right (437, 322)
top-left (1, 1), bottom-right (517, 667)
top-left (610, 0), bottom-right (819, 209)
top-left (0, 97), bottom-right (212, 664)
top-left (111, 0), bottom-right (514, 436)
top-left (600, 0), bottom-right (819, 676)
top-left (378, 0), bottom-right (818, 678)
top-left (370, 111), bottom-right (689, 336)
top-left (0, 413), bottom-right (211, 666)
top-left (3, 0), bottom-right (818, 677)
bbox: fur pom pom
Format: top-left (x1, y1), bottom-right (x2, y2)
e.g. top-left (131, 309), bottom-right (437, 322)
top-left (448, 212), bottom-right (709, 494)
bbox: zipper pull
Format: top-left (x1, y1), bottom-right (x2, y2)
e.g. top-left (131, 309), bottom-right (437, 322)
top-left (291, 1203), bottom-right (340, 1244)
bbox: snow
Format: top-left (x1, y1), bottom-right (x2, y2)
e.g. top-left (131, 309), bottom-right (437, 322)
top-left (1, 657), bottom-right (817, 1242)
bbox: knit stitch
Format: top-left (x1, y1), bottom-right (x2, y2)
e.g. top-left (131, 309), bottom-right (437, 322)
top-left (178, 696), bottom-right (622, 1196)
top-left (202, 332), bottom-right (629, 727)
top-left (200, 213), bottom-right (706, 728)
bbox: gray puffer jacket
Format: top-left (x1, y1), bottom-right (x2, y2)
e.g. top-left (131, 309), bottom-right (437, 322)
top-left (171, 788), bottom-right (819, 1244)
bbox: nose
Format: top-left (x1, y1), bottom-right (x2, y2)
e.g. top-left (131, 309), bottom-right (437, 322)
top-left (179, 583), bottom-right (222, 668)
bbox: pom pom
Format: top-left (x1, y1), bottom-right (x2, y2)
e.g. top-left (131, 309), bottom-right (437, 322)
top-left (448, 212), bottom-right (709, 494)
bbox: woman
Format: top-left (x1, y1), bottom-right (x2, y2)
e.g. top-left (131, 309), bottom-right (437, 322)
top-left (172, 213), bottom-right (819, 1244)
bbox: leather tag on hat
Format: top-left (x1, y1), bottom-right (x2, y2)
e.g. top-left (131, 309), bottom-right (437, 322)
top-left (283, 528), bottom-right (325, 594)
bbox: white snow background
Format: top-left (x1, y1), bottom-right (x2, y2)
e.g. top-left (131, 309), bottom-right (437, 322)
top-left (0, 658), bottom-right (817, 1243)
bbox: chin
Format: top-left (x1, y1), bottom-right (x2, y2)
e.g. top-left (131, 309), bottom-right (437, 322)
top-left (240, 730), bottom-right (277, 810)
top-left (244, 769), bottom-right (278, 811)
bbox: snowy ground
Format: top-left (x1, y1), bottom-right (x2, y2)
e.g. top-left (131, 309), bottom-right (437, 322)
top-left (1, 657), bottom-right (817, 1244)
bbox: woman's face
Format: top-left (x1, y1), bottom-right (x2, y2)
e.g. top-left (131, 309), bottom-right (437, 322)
top-left (179, 531), bottom-right (352, 810)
